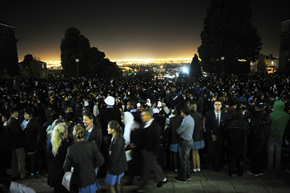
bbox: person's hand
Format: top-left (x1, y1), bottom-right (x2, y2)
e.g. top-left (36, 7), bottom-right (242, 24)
top-left (211, 134), bottom-right (217, 142)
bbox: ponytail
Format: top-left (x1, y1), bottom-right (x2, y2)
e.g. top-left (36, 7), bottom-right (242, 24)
top-left (73, 124), bottom-right (87, 140)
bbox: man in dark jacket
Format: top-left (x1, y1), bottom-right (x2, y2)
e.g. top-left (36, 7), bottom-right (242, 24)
top-left (8, 107), bottom-right (27, 180)
top-left (205, 100), bottom-right (229, 171)
top-left (24, 108), bottom-right (42, 177)
top-left (224, 108), bottom-right (249, 177)
top-left (136, 109), bottom-right (167, 192)
top-left (247, 102), bottom-right (271, 176)
top-left (99, 96), bottom-right (121, 138)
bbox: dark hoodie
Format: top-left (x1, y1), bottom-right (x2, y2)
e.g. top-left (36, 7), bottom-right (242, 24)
top-left (269, 101), bottom-right (289, 139)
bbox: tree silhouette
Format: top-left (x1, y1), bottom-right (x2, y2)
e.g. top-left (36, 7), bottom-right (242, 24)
top-left (60, 27), bottom-right (91, 77)
top-left (60, 27), bottom-right (121, 79)
top-left (20, 54), bottom-right (42, 77)
top-left (198, 0), bottom-right (262, 75)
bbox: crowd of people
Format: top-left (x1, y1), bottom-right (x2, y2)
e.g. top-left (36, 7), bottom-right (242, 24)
top-left (0, 72), bottom-right (290, 193)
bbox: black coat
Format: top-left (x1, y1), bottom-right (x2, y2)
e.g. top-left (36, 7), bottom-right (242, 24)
top-left (24, 117), bottom-right (39, 153)
top-left (205, 110), bottom-right (229, 140)
top-left (249, 110), bottom-right (271, 147)
top-left (224, 118), bottom-right (249, 154)
top-left (107, 137), bottom-right (128, 175)
top-left (63, 140), bottom-right (104, 188)
top-left (191, 112), bottom-right (204, 142)
top-left (87, 125), bottom-right (102, 150)
top-left (7, 117), bottom-right (25, 149)
top-left (48, 139), bottom-right (73, 180)
top-left (169, 115), bottom-right (183, 144)
top-left (138, 120), bottom-right (162, 156)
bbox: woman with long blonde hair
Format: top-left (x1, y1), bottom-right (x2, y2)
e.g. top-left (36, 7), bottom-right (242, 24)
top-left (47, 123), bottom-right (72, 193)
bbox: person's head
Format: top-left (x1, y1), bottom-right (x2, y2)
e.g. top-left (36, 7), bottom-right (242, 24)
top-left (51, 118), bottom-right (65, 129)
top-left (214, 100), bottom-right (223, 113)
top-left (73, 125), bottom-right (87, 141)
top-left (232, 108), bottom-right (243, 119)
top-left (82, 106), bottom-right (91, 115)
top-left (127, 100), bottom-right (137, 111)
top-left (255, 102), bottom-right (264, 111)
top-left (123, 111), bottom-right (134, 125)
top-left (181, 106), bottom-right (190, 117)
top-left (107, 120), bottom-right (124, 141)
top-left (141, 109), bottom-right (153, 123)
top-left (51, 123), bottom-right (67, 156)
top-left (10, 106), bottom-right (20, 118)
top-left (24, 108), bottom-right (34, 120)
top-left (83, 112), bottom-right (94, 127)
top-left (174, 104), bottom-right (182, 115)
top-left (65, 106), bottom-right (73, 114)
top-left (65, 106), bottom-right (75, 122)
top-left (2, 115), bottom-right (8, 123)
top-left (105, 96), bottom-right (115, 106)
top-left (188, 103), bottom-right (197, 114)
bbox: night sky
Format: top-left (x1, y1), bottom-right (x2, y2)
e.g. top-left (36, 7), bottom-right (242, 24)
top-left (1, 0), bottom-right (289, 62)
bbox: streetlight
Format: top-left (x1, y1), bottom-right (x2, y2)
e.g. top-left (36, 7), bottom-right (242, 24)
top-left (75, 59), bottom-right (79, 78)
top-left (221, 56), bottom-right (225, 77)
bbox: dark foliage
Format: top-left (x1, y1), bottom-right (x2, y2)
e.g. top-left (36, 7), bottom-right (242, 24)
top-left (60, 27), bottom-right (121, 79)
top-left (198, 0), bottom-right (262, 75)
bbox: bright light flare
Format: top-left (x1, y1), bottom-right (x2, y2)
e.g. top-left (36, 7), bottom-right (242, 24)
top-left (182, 66), bottom-right (189, 74)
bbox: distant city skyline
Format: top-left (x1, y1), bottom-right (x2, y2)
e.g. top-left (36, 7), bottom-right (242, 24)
top-left (1, 1), bottom-right (289, 63)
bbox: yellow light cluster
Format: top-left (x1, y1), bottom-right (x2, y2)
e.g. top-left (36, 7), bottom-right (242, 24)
top-left (112, 58), bottom-right (192, 65)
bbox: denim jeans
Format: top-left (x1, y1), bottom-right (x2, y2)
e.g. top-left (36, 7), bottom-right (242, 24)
top-left (178, 139), bottom-right (193, 180)
top-left (267, 137), bottom-right (282, 170)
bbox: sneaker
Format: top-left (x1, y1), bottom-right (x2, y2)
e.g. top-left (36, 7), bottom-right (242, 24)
top-left (197, 168), bottom-right (201, 172)
top-left (259, 173), bottom-right (263, 176)
top-left (193, 169), bottom-right (197, 172)
top-left (174, 177), bottom-right (187, 183)
top-left (174, 169), bottom-right (178, 173)
top-left (156, 178), bottom-right (168, 188)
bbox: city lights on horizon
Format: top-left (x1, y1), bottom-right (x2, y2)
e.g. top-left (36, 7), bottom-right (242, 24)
top-left (41, 57), bottom-right (193, 67)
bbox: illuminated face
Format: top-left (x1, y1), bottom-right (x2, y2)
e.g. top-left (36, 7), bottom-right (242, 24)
top-left (24, 112), bottom-right (30, 121)
top-left (12, 111), bottom-right (19, 118)
top-left (141, 112), bottom-right (151, 123)
top-left (126, 103), bottom-right (133, 111)
top-left (83, 115), bottom-right (92, 127)
top-left (107, 125), bottom-right (114, 135)
top-left (214, 101), bottom-right (222, 112)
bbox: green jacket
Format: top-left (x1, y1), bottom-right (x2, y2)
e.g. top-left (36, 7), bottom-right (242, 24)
top-left (269, 101), bottom-right (289, 139)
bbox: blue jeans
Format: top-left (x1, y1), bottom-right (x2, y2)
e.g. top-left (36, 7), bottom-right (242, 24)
top-left (178, 139), bottom-right (193, 180)
top-left (267, 137), bottom-right (282, 170)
